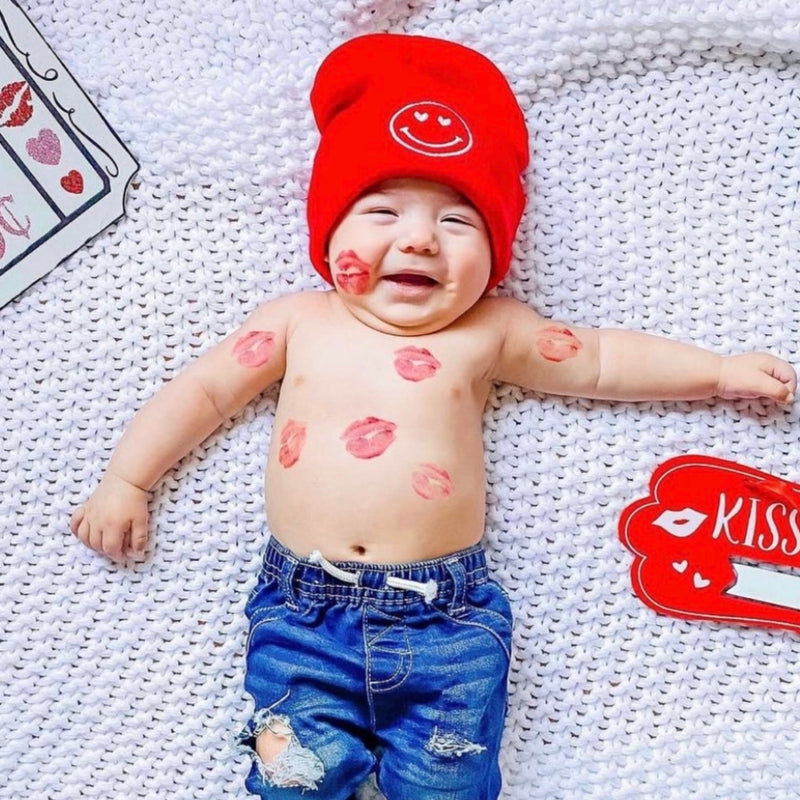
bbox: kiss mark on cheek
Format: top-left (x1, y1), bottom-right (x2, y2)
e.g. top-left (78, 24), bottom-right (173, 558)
top-left (394, 346), bottom-right (442, 382)
top-left (411, 463), bottom-right (454, 500)
top-left (340, 416), bottom-right (397, 459)
top-left (278, 420), bottom-right (307, 468)
top-left (536, 325), bottom-right (582, 362)
top-left (334, 250), bottom-right (371, 295)
top-left (233, 330), bottom-right (275, 368)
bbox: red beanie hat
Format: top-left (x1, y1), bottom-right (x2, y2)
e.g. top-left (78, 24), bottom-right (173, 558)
top-left (307, 33), bottom-right (529, 292)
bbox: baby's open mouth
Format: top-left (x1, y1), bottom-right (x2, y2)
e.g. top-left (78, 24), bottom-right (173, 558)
top-left (384, 273), bottom-right (438, 287)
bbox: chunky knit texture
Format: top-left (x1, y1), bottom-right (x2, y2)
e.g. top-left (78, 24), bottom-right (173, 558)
top-left (2, 1), bottom-right (800, 799)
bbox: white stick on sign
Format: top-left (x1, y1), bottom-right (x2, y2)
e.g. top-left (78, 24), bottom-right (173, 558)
top-left (726, 562), bottom-right (800, 612)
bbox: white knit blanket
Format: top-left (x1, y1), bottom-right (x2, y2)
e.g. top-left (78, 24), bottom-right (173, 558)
top-left (3, 1), bottom-right (800, 798)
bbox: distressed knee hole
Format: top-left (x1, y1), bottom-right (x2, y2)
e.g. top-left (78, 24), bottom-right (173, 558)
top-left (425, 727), bottom-right (487, 759)
top-left (250, 711), bottom-right (325, 790)
top-left (256, 719), bottom-right (293, 764)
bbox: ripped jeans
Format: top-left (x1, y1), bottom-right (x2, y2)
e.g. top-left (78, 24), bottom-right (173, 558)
top-left (238, 537), bottom-right (513, 800)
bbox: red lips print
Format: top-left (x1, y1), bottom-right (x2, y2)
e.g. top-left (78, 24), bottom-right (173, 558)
top-left (334, 250), bottom-right (371, 295)
top-left (232, 330), bottom-right (275, 368)
top-left (411, 463), bottom-right (454, 500)
top-left (0, 81), bottom-right (33, 128)
top-left (536, 325), bottom-right (582, 362)
top-left (394, 346), bottom-right (442, 382)
top-left (340, 416), bottom-right (397, 459)
top-left (278, 420), bottom-right (307, 468)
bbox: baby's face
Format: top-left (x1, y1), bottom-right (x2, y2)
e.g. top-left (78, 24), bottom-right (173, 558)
top-left (326, 178), bottom-right (492, 336)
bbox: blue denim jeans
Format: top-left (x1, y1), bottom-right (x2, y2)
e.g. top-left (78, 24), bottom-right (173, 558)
top-left (238, 537), bottom-right (513, 800)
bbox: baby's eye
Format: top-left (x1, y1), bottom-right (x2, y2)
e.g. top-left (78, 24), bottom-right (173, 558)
top-left (442, 214), bottom-right (475, 227)
top-left (366, 207), bottom-right (398, 217)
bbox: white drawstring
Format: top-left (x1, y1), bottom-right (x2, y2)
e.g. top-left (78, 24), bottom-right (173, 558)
top-left (308, 550), bottom-right (438, 602)
top-left (386, 575), bottom-right (438, 603)
top-left (308, 550), bottom-right (360, 584)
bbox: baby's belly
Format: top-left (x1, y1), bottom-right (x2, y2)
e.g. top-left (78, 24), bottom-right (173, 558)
top-left (263, 432), bottom-right (488, 563)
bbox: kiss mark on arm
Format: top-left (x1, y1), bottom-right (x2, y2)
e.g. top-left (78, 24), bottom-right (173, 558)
top-left (536, 325), bottom-right (582, 362)
top-left (232, 330), bottom-right (276, 368)
top-left (278, 420), bottom-right (307, 468)
top-left (333, 250), bottom-right (371, 295)
top-left (393, 346), bottom-right (442, 382)
top-left (411, 463), bottom-right (454, 500)
top-left (340, 416), bottom-right (397, 459)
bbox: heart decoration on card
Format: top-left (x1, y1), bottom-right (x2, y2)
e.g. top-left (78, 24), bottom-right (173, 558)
top-left (0, 80), bottom-right (33, 128)
top-left (60, 170), bottom-right (84, 194)
top-left (26, 128), bottom-right (61, 165)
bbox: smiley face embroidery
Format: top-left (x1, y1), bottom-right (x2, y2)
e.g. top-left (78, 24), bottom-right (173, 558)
top-left (389, 101), bottom-right (473, 157)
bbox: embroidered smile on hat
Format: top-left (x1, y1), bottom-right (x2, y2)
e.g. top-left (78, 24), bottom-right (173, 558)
top-left (307, 33), bottom-right (530, 292)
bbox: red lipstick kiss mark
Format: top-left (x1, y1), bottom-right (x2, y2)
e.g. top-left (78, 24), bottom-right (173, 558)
top-left (278, 420), bottom-right (307, 468)
top-left (0, 81), bottom-right (33, 128)
top-left (411, 463), bottom-right (454, 500)
top-left (536, 325), bottom-right (582, 362)
top-left (334, 250), bottom-right (371, 295)
top-left (60, 170), bottom-right (84, 195)
top-left (340, 416), bottom-right (397, 459)
top-left (233, 330), bottom-right (275, 368)
top-left (393, 346), bottom-right (442, 382)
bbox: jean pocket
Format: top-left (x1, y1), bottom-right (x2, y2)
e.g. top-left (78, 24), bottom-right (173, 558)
top-left (443, 582), bottom-right (514, 664)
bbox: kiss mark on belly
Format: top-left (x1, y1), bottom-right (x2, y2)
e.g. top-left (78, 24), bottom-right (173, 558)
top-left (334, 250), bottom-right (371, 295)
top-left (340, 416), bottom-right (397, 459)
top-left (411, 463), bottom-right (454, 500)
top-left (393, 345), bottom-right (442, 382)
top-left (536, 325), bottom-right (582, 362)
top-left (278, 419), bottom-right (307, 468)
top-left (232, 330), bottom-right (275, 368)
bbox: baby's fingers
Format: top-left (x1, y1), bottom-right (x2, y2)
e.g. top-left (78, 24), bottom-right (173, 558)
top-left (757, 370), bottom-right (796, 403)
top-left (130, 516), bottom-right (149, 555)
top-left (69, 505), bottom-right (85, 536)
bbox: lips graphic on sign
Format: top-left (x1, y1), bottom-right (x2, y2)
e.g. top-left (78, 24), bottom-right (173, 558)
top-left (619, 455), bottom-right (800, 633)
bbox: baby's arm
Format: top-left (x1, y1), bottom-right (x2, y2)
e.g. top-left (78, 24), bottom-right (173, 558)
top-left (70, 294), bottom-right (296, 560)
top-left (491, 298), bottom-right (796, 403)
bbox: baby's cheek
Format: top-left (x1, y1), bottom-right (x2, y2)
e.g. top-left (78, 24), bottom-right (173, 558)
top-left (333, 250), bottom-right (372, 295)
top-left (536, 325), bottom-right (582, 362)
top-left (233, 330), bottom-right (276, 368)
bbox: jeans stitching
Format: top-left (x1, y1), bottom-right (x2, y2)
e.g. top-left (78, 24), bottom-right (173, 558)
top-left (438, 610), bottom-right (512, 663)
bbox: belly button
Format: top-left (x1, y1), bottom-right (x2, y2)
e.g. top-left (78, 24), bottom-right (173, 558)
top-left (351, 545), bottom-right (367, 557)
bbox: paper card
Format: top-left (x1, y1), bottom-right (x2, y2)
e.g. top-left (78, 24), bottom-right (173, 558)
top-left (619, 455), bottom-right (800, 634)
top-left (0, 0), bottom-right (138, 307)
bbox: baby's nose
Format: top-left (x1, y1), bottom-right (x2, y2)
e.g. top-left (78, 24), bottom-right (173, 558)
top-left (397, 221), bottom-right (439, 255)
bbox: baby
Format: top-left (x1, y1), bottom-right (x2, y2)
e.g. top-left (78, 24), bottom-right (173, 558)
top-left (70, 34), bottom-right (796, 800)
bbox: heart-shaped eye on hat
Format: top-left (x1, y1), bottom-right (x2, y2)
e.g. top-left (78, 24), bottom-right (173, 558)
top-left (414, 111), bottom-right (429, 122)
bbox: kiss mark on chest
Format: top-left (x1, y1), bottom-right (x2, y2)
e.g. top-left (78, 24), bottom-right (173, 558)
top-left (393, 345), bottom-right (442, 382)
top-left (232, 330), bottom-right (275, 368)
top-left (340, 417), bottom-right (397, 459)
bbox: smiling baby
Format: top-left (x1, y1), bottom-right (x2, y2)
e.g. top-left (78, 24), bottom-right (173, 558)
top-left (70, 33), bottom-right (796, 800)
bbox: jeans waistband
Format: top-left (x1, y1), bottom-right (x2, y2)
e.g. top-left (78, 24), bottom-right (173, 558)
top-left (263, 536), bottom-right (489, 609)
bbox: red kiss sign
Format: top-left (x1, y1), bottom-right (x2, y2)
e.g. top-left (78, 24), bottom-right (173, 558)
top-left (619, 455), bottom-right (800, 633)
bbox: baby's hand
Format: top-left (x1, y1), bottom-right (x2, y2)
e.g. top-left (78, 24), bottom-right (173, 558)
top-left (717, 353), bottom-right (797, 404)
top-left (70, 472), bottom-right (149, 561)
